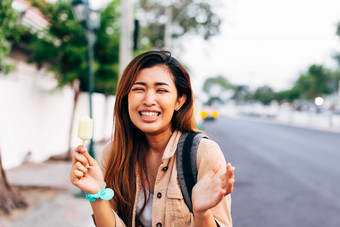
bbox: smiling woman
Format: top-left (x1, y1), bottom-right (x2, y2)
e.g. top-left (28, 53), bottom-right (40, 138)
top-left (128, 65), bottom-right (186, 135)
top-left (70, 50), bottom-right (235, 227)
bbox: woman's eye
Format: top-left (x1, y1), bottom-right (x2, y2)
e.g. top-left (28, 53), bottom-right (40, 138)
top-left (157, 89), bottom-right (168, 93)
top-left (132, 88), bottom-right (144, 91)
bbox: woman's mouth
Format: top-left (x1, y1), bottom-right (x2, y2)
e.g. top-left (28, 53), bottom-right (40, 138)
top-left (138, 111), bottom-right (161, 121)
top-left (139, 111), bottom-right (160, 117)
top-left (139, 111), bottom-right (160, 121)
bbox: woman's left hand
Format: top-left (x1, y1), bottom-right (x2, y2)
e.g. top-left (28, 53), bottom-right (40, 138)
top-left (192, 162), bottom-right (235, 214)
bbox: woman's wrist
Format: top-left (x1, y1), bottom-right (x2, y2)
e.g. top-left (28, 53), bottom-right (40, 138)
top-left (194, 208), bottom-right (212, 218)
top-left (85, 182), bottom-right (114, 202)
top-left (194, 209), bottom-right (218, 227)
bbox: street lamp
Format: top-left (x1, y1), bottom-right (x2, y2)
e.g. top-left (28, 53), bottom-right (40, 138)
top-left (71, 0), bottom-right (100, 158)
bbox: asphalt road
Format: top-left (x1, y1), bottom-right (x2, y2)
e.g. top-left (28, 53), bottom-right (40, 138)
top-left (203, 116), bottom-right (340, 227)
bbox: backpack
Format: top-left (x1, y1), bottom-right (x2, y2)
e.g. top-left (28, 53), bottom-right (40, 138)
top-left (176, 131), bottom-right (209, 213)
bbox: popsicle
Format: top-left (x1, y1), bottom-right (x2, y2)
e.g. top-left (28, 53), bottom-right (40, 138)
top-left (77, 116), bottom-right (93, 146)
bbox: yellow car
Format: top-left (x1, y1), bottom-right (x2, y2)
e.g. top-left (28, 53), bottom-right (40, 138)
top-left (201, 108), bottom-right (219, 120)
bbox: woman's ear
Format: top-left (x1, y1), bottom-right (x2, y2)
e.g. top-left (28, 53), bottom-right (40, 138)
top-left (175, 94), bottom-right (187, 111)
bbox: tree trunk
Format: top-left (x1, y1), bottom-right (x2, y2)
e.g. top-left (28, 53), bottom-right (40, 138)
top-left (0, 151), bottom-right (27, 214)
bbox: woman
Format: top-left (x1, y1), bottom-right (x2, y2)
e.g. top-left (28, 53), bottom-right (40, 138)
top-left (70, 50), bottom-right (235, 227)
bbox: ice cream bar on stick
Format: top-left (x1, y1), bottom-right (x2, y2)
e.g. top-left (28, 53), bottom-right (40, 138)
top-left (77, 116), bottom-right (93, 146)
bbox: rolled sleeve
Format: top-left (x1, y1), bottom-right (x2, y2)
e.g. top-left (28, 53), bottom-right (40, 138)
top-left (113, 210), bottom-right (127, 227)
top-left (196, 139), bottom-right (232, 227)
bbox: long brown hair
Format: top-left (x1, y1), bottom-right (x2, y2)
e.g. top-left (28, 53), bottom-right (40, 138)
top-left (104, 50), bottom-right (199, 226)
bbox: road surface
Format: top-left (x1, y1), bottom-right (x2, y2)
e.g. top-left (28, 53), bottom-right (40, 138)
top-left (203, 116), bottom-right (340, 227)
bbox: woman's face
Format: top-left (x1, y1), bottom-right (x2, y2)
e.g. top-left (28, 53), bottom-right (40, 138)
top-left (128, 65), bottom-right (186, 136)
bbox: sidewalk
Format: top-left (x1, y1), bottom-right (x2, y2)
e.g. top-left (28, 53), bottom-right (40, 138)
top-left (0, 142), bottom-right (106, 227)
top-left (220, 105), bottom-right (340, 133)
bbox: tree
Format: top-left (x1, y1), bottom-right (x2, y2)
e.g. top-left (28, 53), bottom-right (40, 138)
top-left (136, 0), bottom-right (221, 50)
top-left (275, 86), bottom-right (301, 103)
top-left (232, 85), bottom-right (250, 104)
top-left (0, 0), bottom-right (28, 214)
top-left (94, 0), bottom-right (120, 96)
top-left (26, 0), bottom-right (120, 159)
top-left (274, 64), bottom-right (334, 105)
top-left (335, 22), bottom-right (340, 67)
top-left (331, 22), bottom-right (340, 92)
top-left (0, 150), bottom-right (27, 214)
top-left (253, 85), bottom-right (275, 105)
top-left (294, 64), bottom-right (332, 100)
top-left (0, 0), bottom-right (19, 74)
top-left (202, 75), bottom-right (234, 104)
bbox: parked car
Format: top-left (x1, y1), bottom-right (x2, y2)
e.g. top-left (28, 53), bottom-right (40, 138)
top-left (194, 99), bottom-right (204, 129)
top-left (201, 107), bottom-right (219, 120)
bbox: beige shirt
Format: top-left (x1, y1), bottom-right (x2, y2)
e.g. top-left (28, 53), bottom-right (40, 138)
top-left (100, 131), bottom-right (232, 227)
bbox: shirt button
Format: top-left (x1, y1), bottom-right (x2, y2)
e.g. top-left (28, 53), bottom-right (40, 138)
top-left (162, 166), bottom-right (168, 171)
top-left (157, 192), bottom-right (162, 198)
top-left (156, 223), bottom-right (162, 227)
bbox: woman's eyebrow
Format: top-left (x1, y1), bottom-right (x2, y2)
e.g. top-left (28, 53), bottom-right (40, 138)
top-left (132, 82), bottom-right (146, 86)
top-left (132, 82), bottom-right (170, 86)
top-left (155, 82), bottom-right (170, 86)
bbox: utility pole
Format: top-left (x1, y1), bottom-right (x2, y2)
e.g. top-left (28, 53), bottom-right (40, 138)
top-left (338, 81), bottom-right (340, 107)
top-left (119, 0), bottom-right (134, 74)
top-left (164, 5), bottom-right (172, 51)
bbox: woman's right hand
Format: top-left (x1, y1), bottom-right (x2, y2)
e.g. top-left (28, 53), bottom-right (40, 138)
top-left (70, 145), bottom-right (105, 194)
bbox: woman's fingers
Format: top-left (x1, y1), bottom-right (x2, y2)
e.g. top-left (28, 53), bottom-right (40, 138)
top-left (75, 161), bottom-right (88, 174)
top-left (75, 145), bottom-right (87, 155)
top-left (73, 150), bottom-right (89, 167)
top-left (74, 169), bottom-right (85, 178)
top-left (226, 163), bottom-right (235, 180)
top-left (70, 169), bottom-right (83, 185)
top-left (225, 163), bottom-right (235, 195)
top-left (218, 163), bottom-right (235, 195)
top-left (70, 160), bottom-right (89, 185)
top-left (71, 161), bottom-right (88, 178)
top-left (81, 150), bottom-right (97, 166)
top-left (74, 145), bottom-right (97, 167)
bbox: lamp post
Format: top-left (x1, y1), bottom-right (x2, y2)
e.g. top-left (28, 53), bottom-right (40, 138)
top-left (71, 0), bottom-right (100, 158)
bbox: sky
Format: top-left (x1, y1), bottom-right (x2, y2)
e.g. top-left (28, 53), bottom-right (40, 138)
top-left (91, 0), bottom-right (340, 93)
top-left (178, 0), bottom-right (340, 93)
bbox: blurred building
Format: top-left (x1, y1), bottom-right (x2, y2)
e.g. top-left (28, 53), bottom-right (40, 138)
top-left (0, 1), bottom-right (113, 169)
top-left (7, 0), bottom-right (54, 90)
top-left (12, 0), bottom-right (49, 31)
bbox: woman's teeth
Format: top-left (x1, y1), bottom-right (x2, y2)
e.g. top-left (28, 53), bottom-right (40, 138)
top-left (140, 112), bottom-right (159, 116)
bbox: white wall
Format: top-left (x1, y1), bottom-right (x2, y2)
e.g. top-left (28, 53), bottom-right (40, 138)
top-left (0, 61), bottom-right (115, 170)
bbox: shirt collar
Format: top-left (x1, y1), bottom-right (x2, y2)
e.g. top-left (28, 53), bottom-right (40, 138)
top-left (162, 130), bottom-right (182, 160)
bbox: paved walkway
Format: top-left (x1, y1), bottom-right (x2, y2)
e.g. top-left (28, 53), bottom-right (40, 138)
top-left (0, 142), bottom-right (106, 227)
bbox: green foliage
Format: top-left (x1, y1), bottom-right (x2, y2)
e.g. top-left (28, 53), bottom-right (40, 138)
top-left (94, 0), bottom-right (120, 95)
top-left (336, 21), bottom-right (340, 40)
top-left (0, 0), bottom-right (19, 74)
top-left (27, 0), bottom-right (87, 88)
top-left (203, 63), bottom-right (336, 105)
top-left (203, 75), bottom-right (233, 94)
top-left (202, 75), bottom-right (234, 103)
top-left (275, 86), bottom-right (300, 103)
top-left (253, 85), bottom-right (275, 105)
top-left (294, 64), bottom-right (332, 100)
top-left (273, 64), bottom-right (335, 104)
top-left (232, 85), bottom-right (250, 104)
top-left (27, 0), bottom-right (120, 95)
top-left (137, 0), bottom-right (221, 49)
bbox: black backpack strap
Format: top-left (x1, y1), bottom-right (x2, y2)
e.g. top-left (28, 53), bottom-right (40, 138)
top-left (177, 131), bottom-right (209, 213)
top-left (177, 132), bottom-right (190, 210)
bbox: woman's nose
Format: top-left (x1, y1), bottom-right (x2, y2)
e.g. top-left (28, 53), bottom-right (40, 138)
top-left (143, 91), bottom-right (156, 106)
